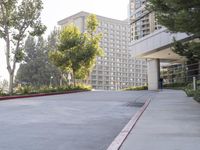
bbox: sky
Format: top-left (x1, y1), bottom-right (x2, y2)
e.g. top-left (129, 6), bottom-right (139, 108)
top-left (0, 0), bottom-right (129, 81)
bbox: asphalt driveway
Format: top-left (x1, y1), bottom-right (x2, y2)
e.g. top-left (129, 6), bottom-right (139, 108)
top-left (0, 91), bottom-right (152, 150)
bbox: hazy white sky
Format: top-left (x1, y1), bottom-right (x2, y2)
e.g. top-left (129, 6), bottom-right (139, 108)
top-left (0, 0), bottom-right (129, 80)
top-left (42, 0), bottom-right (129, 34)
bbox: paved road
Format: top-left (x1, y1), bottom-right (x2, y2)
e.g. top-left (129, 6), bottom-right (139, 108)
top-left (0, 91), bottom-right (152, 150)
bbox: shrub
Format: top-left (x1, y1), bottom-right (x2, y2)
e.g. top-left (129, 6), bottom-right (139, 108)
top-left (194, 90), bottom-right (200, 102)
top-left (39, 86), bottom-right (54, 93)
top-left (124, 86), bottom-right (148, 91)
top-left (184, 88), bottom-right (196, 97)
top-left (15, 86), bottom-right (35, 95)
top-left (0, 88), bottom-right (6, 96)
top-left (184, 87), bottom-right (200, 103)
top-left (73, 84), bottom-right (92, 91)
top-left (13, 84), bottom-right (91, 95)
top-left (164, 82), bottom-right (188, 89)
top-left (186, 80), bottom-right (200, 90)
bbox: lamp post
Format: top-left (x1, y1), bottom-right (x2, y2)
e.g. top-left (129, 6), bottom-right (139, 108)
top-left (50, 76), bottom-right (53, 87)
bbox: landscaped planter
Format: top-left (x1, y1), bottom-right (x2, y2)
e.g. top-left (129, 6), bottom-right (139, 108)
top-left (0, 90), bottom-right (88, 101)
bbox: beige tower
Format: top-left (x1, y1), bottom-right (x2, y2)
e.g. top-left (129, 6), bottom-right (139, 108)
top-left (58, 11), bottom-right (147, 90)
top-left (129, 0), bottom-right (161, 41)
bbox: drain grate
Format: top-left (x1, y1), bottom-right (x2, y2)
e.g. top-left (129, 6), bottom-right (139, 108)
top-left (126, 102), bottom-right (145, 107)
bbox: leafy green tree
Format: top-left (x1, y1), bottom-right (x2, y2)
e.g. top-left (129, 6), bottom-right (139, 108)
top-left (82, 14), bottom-right (103, 82)
top-left (46, 28), bottom-right (67, 86)
top-left (15, 36), bottom-right (61, 87)
top-left (49, 24), bottom-right (84, 86)
top-left (172, 39), bottom-right (200, 60)
top-left (0, 0), bottom-right (46, 94)
top-left (47, 27), bottom-right (60, 51)
top-left (86, 14), bottom-right (99, 36)
top-left (147, 0), bottom-right (200, 60)
top-left (49, 14), bottom-right (103, 86)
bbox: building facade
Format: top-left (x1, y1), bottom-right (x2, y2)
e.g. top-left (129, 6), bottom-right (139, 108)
top-left (129, 0), bottom-right (162, 41)
top-left (128, 1), bottom-right (190, 90)
top-left (58, 11), bottom-right (147, 90)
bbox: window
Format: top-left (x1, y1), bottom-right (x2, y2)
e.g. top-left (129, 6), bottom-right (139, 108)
top-left (91, 75), bottom-right (96, 79)
top-left (92, 81), bottom-right (96, 84)
top-left (98, 71), bottom-right (103, 74)
top-left (98, 76), bottom-right (103, 80)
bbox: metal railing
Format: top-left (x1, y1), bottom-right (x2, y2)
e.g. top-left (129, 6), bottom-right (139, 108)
top-left (161, 62), bottom-right (200, 89)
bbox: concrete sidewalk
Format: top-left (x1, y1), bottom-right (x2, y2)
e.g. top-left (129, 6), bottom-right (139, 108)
top-left (120, 90), bottom-right (200, 150)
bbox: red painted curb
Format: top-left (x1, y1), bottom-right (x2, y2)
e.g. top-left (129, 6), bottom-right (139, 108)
top-left (0, 90), bottom-right (88, 101)
top-left (107, 99), bottom-right (151, 150)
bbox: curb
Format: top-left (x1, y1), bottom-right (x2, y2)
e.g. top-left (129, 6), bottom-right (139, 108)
top-left (107, 99), bottom-right (151, 150)
top-left (0, 90), bottom-right (88, 101)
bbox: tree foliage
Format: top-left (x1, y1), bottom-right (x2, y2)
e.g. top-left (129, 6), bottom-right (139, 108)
top-left (147, 0), bottom-right (200, 60)
top-left (172, 38), bottom-right (200, 60)
top-left (15, 35), bottom-right (61, 87)
top-left (0, 0), bottom-right (46, 94)
top-left (49, 14), bottom-right (103, 86)
top-left (147, 0), bottom-right (200, 35)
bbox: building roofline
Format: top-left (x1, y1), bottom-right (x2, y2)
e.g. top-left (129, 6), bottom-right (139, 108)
top-left (58, 11), bottom-right (128, 25)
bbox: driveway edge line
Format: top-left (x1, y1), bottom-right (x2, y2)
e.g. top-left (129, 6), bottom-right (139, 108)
top-left (106, 98), bottom-right (151, 150)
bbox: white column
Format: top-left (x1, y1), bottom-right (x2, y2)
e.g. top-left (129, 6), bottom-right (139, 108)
top-left (147, 59), bottom-right (160, 90)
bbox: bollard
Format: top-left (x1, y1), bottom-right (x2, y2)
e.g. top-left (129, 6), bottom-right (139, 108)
top-left (193, 77), bottom-right (197, 91)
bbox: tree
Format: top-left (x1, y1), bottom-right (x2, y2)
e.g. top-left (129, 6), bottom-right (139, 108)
top-left (172, 38), bottom-right (200, 60)
top-left (0, 0), bottom-right (46, 94)
top-left (147, 0), bottom-right (200, 60)
top-left (46, 28), bottom-right (65, 86)
top-left (49, 24), bottom-right (84, 86)
top-left (15, 35), bottom-right (61, 87)
top-left (49, 14), bottom-right (103, 86)
top-left (83, 14), bottom-right (103, 82)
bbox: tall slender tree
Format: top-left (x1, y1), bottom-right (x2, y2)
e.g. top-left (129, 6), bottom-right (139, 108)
top-left (0, 0), bottom-right (46, 94)
top-left (82, 14), bottom-right (103, 83)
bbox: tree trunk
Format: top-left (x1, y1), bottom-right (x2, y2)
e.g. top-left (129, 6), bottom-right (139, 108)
top-left (8, 72), bottom-right (14, 95)
top-left (86, 71), bottom-right (91, 85)
top-left (59, 74), bottom-right (63, 87)
top-left (60, 79), bottom-right (63, 87)
top-left (73, 70), bottom-right (76, 87)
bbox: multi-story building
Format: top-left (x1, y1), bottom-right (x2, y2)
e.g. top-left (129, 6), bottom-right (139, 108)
top-left (128, 0), bottom-right (190, 90)
top-left (58, 11), bottom-right (147, 90)
top-left (129, 0), bottom-right (162, 41)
